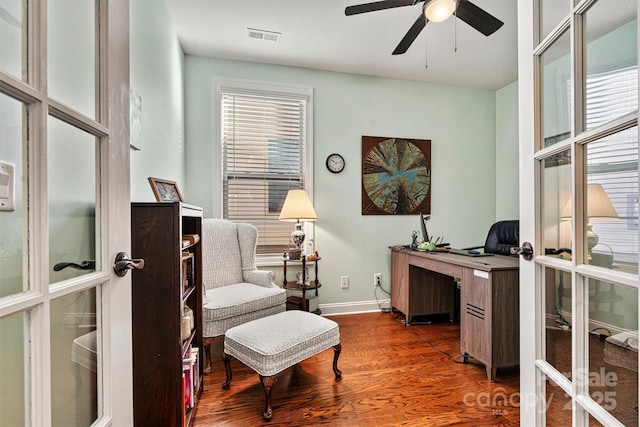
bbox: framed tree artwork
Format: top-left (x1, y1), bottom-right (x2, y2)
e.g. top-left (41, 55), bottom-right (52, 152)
top-left (361, 136), bottom-right (431, 215)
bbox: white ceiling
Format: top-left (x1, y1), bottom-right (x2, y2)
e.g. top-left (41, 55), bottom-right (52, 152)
top-left (166, 0), bottom-right (518, 91)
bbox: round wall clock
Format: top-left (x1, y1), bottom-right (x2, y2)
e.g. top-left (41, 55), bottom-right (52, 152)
top-left (326, 153), bottom-right (345, 173)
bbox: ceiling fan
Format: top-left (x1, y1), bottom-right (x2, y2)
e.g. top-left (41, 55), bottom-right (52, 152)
top-left (345, 0), bottom-right (504, 55)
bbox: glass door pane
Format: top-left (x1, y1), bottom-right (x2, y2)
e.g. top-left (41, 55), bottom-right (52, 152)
top-left (583, 0), bottom-right (637, 132)
top-left (541, 30), bottom-right (572, 148)
top-left (51, 289), bottom-right (99, 426)
top-left (585, 126), bottom-right (638, 269)
top-left (48, 117), bottom-right (98, 284)
top-left (545, 266), bottom-right (573, 377)
top-left (544, 373), bottom-right (573, 424)
top-left (0, 0), bottom-right (25, 80)
top-left (543, 149), bottom-right (572, 257)
top-left (0, 311), bottom-right (27, 426)
top-left (587, 279), bottom-right (638, 424)
top-left (48, 0), bottom-right (97, 118)
top-left (0, 92), bottom-right (26, 298)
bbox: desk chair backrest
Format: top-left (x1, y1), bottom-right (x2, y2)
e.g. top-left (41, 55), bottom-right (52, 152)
top-left (484, 220), bottom-right (519, 256)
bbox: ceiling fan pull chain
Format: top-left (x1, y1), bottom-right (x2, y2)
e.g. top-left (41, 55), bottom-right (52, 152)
top-left (425, 33), bottom-right (428, 69)
top-left (454, 9), bottom-right (458, 53)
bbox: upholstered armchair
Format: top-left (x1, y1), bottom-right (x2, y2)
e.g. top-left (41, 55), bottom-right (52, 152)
top-left (201, 219), bottom-right (287, 374)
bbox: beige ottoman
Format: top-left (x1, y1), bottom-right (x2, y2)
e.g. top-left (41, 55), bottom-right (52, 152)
top-left (223, 310), bottom-right (342, 420)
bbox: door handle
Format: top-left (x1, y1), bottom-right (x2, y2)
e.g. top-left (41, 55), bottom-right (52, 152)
top-left (510, 242), bottom-right (533, 261)
top-left (53, 260), bottom-right (96, 271)
top-left (114, 252), bottom-right (144, 277)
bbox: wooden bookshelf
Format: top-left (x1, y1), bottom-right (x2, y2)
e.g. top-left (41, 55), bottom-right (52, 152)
top-left (131, 202), bottom-right (203, 426)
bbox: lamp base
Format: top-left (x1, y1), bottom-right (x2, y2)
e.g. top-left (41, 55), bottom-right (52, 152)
top-left (291, 223), bottom-right (305, 247)
top-left (288, 222), bottom-right (305, 260)
top-left (587, 223), bottom-right (598, 262)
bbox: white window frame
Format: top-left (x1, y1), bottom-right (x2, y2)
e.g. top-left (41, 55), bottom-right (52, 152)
top-left (213, 77), bottom-right (314, 265)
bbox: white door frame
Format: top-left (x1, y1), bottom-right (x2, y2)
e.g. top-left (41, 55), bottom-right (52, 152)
top-left (101, 0), bottom-right (133, 424)
top-left (517, 0), bottom-right (538, 423)
top-left (0, 0), bottom-right (132, 424)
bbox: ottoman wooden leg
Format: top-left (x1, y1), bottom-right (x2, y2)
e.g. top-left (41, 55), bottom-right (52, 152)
top-left (332, 343), bottom-right (342, 380)
top-left (222, 353), bottom-right (232, 389)
top-left (259, 374), bottom-right (278, 421)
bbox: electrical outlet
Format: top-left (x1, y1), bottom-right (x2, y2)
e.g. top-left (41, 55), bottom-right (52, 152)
top-left (340, 276), bottom-right (349, 289)
top-left (374, 273), bottom-right (381, 287)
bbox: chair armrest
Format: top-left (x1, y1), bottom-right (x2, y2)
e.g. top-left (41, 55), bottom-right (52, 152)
top-left (243, 269), bottom-right (277, 288)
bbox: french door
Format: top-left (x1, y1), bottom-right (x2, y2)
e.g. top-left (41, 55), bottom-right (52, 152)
top-left (0, 0), bottom-right (132, 425)
top-left (519, 0), bottom-right (639, 425)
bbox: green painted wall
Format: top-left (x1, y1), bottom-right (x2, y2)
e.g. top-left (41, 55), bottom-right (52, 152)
top-left (183, 56), bottom-right (517, 307)
top-left (496, 81), bottom-right (519, 221)
top-left (130, 0), bottom-right (186, 202)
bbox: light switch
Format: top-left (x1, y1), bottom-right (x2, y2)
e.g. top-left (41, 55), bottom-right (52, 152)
top-left (0, 161), bottom-right (15, 212)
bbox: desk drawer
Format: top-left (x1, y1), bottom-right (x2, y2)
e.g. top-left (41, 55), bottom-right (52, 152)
top-left (408, 255), bottom-right (464, 279)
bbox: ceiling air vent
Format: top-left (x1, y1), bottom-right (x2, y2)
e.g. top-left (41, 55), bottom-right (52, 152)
top-left (247, 28), bottom-right (281, 42)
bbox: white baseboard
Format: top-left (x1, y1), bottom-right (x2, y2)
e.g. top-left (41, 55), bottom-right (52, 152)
top-left (319, 299), bottom-right (391, 316)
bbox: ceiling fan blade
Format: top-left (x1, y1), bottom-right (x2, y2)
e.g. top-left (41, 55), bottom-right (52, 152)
top-left (392, 14), bottom-right (427, 55)
top-left (345, 0), bottom-right (417, 16)
top-left (455, 0), bottom-right (504, 36)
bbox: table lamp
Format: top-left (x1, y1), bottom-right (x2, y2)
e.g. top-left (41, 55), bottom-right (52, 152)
top-left (586, 183), bottom-right (618, 256)
top-left (279, 189), bottom-right (317, 259)
top-left (561, 183), bottom-right (618, 259)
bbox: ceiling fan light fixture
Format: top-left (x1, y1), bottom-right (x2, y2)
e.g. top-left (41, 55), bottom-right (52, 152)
top-left (423, 0), bottom-right (456, 23)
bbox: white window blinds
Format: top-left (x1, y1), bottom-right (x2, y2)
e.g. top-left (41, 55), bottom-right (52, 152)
top-left (220, 87), bottom-right (310, 258)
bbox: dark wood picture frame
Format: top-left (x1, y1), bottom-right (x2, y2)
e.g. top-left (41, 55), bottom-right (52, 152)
top-left (361, 136), bottom-right (431, 215)
top-left (148, 177), bottom-right (184, 202)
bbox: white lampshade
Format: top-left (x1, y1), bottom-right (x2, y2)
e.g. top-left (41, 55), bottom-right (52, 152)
top-left (279, 190), bottom-right (318, 222)
top-left (587, 183), bottom-right (618, 220)
top-left (424, 0), bottom-right (457, 23)
top-left (560, 183), bottom-right (618, 220)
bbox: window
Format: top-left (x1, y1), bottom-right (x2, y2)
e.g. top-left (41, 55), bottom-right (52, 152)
top-left (216, 79), bottom-right (313, 262)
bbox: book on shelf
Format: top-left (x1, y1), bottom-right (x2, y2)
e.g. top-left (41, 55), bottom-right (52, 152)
top-left (182, 370), bottom-right (187, 422)
top-left (182, 234), bottom-right (200, 248)
top-left (191, 347), bottom-right (200, 392)
top-left (181, 252), bottom-right (195, 292)
top-left (182, 346), bottom-right (200, 410)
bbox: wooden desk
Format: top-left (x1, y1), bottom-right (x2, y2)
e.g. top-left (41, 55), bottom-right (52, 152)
top-left (390, 246), bottom-right (520, 381)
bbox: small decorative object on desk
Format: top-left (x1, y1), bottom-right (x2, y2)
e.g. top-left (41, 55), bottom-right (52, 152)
top-left (306, 251), bottom-right (319, 261)
top-left (411, 231), bottom-right (419, 249)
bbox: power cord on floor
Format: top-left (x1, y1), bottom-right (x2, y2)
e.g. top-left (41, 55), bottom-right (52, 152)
top-left (374, 281), bottom-right (391, 312)
top-left (555, 308), bottom-right (572, 330)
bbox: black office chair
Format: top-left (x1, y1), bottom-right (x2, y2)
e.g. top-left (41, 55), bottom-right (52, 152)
top-left (465, 220), bottom-right (520, 256)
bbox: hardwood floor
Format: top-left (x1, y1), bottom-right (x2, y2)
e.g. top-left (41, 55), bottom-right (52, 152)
top-left (193, 312), bottom-right (520, 426)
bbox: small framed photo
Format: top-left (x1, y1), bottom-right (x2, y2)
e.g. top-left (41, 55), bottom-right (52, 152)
top-left (148, 177), bottom-right (184, 202)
